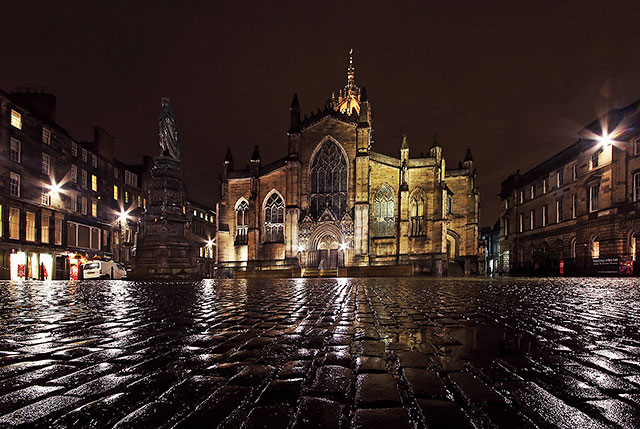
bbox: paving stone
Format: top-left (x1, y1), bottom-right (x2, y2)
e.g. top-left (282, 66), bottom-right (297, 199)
top-left (51, 392), bottom-right (134, 428)
top-left (0, 394), bottom-right (82, 426)
top-left (258, 378), bottom-right (303, 405)
top-left (177, 385), bottom-right (253, 427)
top-left (483, 404), bottom-right (537, 428)
top-left (416, 399), bottom-right (474, 429)
top-left (396, 350), bottom-right (431, 368)
top-left (230, 364), bottom-right (276, 386)
top-left (448, 372), bottom-right (507, 405)
top-left (402, 368), bottom-right (448, 399)
top-left (0, 384), bottom-right (64, 414)
top-left (355, 373), bottom-right (402, 406)
top-left (308, 365), bottom-right (352, 397)
top-left (355, 356), bottom-right (387, 373)
top-left (293, 397), bottom-right (342, 428)
top-left (244, 405), bottom-right (292, 428)
top-left (586, 398), bottom-right (640, 428)
top-left (359, 340), bottom-right (385, 357)
top-left (353, 408), bottom-right (413, 428)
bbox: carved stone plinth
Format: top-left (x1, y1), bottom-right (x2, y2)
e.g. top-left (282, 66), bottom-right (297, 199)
top-left (130, 156), bottom-right (200, 280)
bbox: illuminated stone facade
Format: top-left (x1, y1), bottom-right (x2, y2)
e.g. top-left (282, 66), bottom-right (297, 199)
top-left (499, 99), bottom-right (640, 275)
top-left (216, 54), bottom-right (479, 276)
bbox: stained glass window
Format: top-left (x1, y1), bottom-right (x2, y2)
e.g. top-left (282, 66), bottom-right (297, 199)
top-left (264, 193), bottom-right (284, 242)
top-left (410, 189), bottom-right (425, 236)
top-left (310, 140), bottom-right (347, 219)
top-left (235, 199), bottom-right (249, 245)
top-left (373, 184), bottom-right (395, 237)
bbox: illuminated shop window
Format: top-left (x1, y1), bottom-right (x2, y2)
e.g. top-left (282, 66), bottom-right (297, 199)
top-left (10, 110), bottom-right (22, 129)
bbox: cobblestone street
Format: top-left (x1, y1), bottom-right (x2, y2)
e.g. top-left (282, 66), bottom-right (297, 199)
top-left (0, 278), bottom-right (639, 428)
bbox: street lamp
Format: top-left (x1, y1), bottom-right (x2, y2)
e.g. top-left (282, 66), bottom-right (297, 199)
top-left (597, 133), bottom-right (613, 148)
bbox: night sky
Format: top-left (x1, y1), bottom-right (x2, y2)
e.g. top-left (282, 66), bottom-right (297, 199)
top-left (3, 1), bottom-right (640, 226)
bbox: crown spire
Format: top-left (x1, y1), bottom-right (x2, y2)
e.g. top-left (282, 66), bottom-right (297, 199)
top-left (347, 48), bottom-right (355, 89)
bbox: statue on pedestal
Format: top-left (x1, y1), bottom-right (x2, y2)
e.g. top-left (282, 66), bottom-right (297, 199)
top-left (159, 97), bottom-right (180, 160)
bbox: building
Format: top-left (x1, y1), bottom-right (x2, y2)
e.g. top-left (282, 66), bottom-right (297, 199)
top-left (0, 88), bottom-right (154, 280)
top-left (216, 52), bottom-right (479, 276)
top-left (479, 220), bottom-right (500, 275)
top-left (185, 199), bottom-right (217, 277)
top-left (499, 99), bottom-right (640, 275)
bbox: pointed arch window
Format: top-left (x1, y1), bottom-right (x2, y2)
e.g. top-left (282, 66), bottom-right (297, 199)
top-left (373, 184), bottom-right (395, 237)
top-left (410, 189), bottom-right (426, 236)
top-left (235, 199), bottom-right (249, 245)
top-left (264, 193), bottom-right (284, 242)
top-left (310, 140), bottom-right (347, 219)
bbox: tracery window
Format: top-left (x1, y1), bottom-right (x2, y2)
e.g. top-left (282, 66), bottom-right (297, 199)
top-left (235, 199), bottom-right (249, 245)
top-left (410, 189), bottom-right (425, 236)
top-left (310, 140), bottom-right (347, 219)
top-left (264, 193), bottom-right (284, 242)
top-left (373, 184), bottom-right (395, 237)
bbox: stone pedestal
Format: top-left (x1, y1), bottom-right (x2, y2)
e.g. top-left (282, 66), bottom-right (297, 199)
top-left (131, 156), bottom-right (200, 280)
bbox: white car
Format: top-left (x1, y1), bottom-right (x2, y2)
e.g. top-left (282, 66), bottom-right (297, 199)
top-left (82, 261), bottom-right (128, 280)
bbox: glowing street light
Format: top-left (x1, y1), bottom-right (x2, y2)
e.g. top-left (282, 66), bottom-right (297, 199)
top-left (597, 133), bottom-right (613, 147)
top-left (339, 242), bottom-right (349, 251)
top-left (206, 238), bottom-right (215, 248)
top-left (297, 245), bottom-right (305, 253)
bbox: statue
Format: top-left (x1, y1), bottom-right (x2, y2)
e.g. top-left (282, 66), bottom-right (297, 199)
top-left (159, 97), bottom-right (180, 160)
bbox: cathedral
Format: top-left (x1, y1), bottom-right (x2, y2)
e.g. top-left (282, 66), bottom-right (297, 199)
top-left (216, 51), bottom-right (479, 276)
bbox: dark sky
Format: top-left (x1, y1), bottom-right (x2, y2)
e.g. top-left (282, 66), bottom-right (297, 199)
top-left (3, 1), bottom-right (640, 226)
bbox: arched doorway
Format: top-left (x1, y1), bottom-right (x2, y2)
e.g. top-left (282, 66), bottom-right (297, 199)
top-left (306, 224), bottom-right (345, 269)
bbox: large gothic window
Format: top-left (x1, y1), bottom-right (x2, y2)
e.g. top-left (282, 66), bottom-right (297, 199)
top-left (235, 199), bottom-right (249, 245)
top-left (310, 140), bottom-right (347, 219)
top-left (410, 189), bottom-right (426, 236)
top-left (373, 184), bottom-right (395, 237)
top-left (264, 192), bottom-right (284, 242)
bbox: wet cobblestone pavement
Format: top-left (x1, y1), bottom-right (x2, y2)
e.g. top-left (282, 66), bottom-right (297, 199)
top-left (0, 278), bottom-right (639, 428)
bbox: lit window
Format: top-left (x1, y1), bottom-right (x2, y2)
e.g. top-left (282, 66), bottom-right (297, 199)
top-left (41, 212), bottom-right (50, 244)
top-left (91, 200), bottom-right (97, 217)
top-left (41, 187), bottom-right (51, 206)
top-left (530, 210), bottom-right (534, 230)
top-left (9, 208), bottom-right (20, 239)
top-left (556, 199), bottom-right (563, 222)
top-left (10, 138), bottom-right (21, 163)
top-left (572, 163), bottom-right (578, 180)
top-left (71, 165), bottom-right (78, 182)
top-left (9, 172), bottom-right (20, 197)
top-left (373, 184), bottom-right (395, 238)
top-left (543, 178), bottom-right (548, 194)
top-left (504, 200), bottom-right (509, 210)
top-left (71, 142), bottom-right (78, 157)
top-left (309, 140), bottom-right (348, 219)
top-left (572, 194), bottom-right (577, 218)
top-left (193, 210), bottom-right (197, 216)
top-left (81, 170), bottom-right (87, 188)
top-left (200, 212), bottom-right (203, 219)
top-left (55, 216), bottom-right (63, 245)
top-left (26, 212), bottom-right (36, 242)
top-left (42, 127), bottom-right (51, 145)
top-left (42, 153), bottom-right (50, 175)
top-left (634, 172), bottom-right (640, 202)
top-left (82, 148), bottom-right (87, 163)
top-left (503, 218), bottom-right (508, 237)
top-left (205, 214), bottom-right (209, 221)
top-left (137, 195), bottom-right (142, 207)
top-left (143, 198), bottom-right (146, 208)
top-left (590, 151), bottom-right (600, 170)
top-left (264, 192), bottom-right (285, 242)
top-left (113, 185), bottom-right (119, 200)
top-left (10, 110), bottom-right (22, 129)
top-left (530, 185), bottom-right (535, 199)
top-left (519, 213), bottom-right (523, 233)
top-left (91, 174), bottom-right (98, 192)
top-left (557, 170), bottom-right (564, 187)
top-left (519, 191), bottom-right (523, 204)
top-left (542, 205), bottom-right (548, 226)
top-left (92, 154), bottom-right (97, 168)
top-left (588, 184), bottom-right (600, 212)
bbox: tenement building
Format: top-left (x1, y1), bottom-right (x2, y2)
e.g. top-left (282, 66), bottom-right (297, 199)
top-left (0, 88), bottom-right (216, 280)
top-left (216, 52), bottom-right (479, 276)
top-left (499, 99), bottom-right (640, 275)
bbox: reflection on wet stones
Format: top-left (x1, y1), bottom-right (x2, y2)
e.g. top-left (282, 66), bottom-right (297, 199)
top-left (0, 277), bottom-right (638, 426)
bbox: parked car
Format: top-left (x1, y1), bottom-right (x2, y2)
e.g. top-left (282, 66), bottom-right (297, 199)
top-left (82, 261), bottom-right (128, 279)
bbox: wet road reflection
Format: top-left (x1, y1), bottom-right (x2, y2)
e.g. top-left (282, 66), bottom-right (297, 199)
top-left (0, 277), bottom-right (638, 427)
